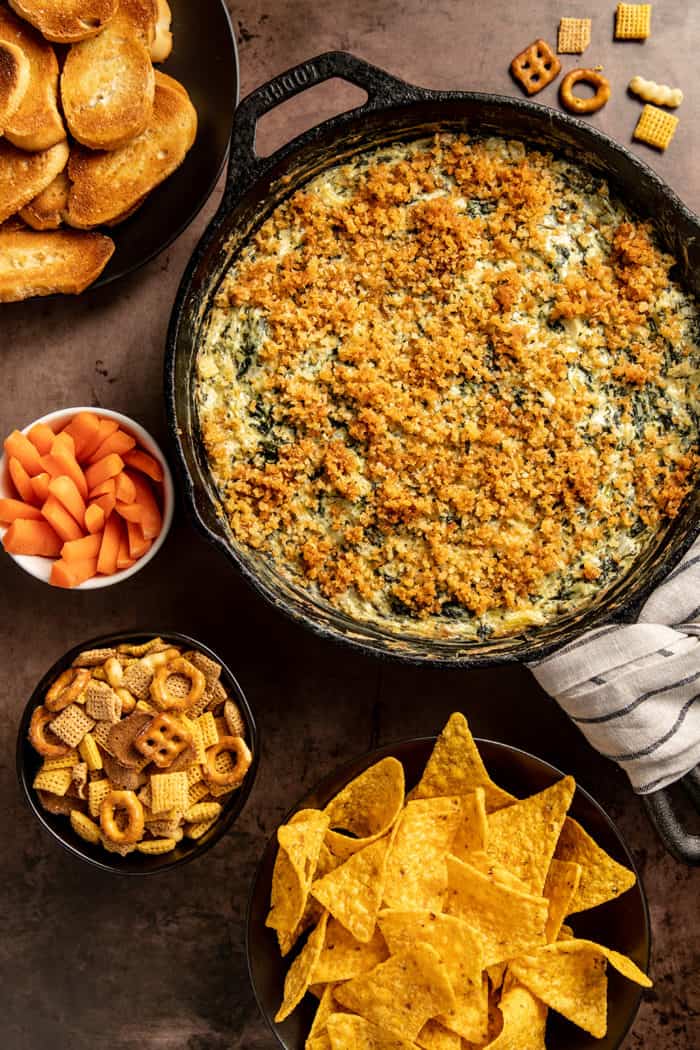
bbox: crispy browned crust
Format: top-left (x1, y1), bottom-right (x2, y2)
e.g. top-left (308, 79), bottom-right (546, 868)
top-left (0, 224), bottom-right (114, 300)
top-left (0, 6), bottom-right (64, 150)
top-left (7, 0), bottom-right (118, 43)
top-left (0, 137), bottom-right (69, 224)
top-left (19, 169), bottom-right (70, 229)
top-left (0, 39), bottom-right (29, 128)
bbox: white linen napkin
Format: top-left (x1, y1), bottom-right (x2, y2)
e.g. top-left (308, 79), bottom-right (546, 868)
top-left (528, 537), bottom-right (700, 794)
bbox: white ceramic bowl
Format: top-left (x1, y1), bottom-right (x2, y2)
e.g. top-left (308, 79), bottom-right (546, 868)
top-left (0, 407), bottom-right (174, 589)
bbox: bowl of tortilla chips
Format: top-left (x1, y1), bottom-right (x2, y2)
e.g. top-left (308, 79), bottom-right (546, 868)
top-left (247, 713), bottom-right (651, 1050)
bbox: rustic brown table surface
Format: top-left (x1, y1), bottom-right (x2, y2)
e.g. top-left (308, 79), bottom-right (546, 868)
top-left (2, 1), bottom-right (699, 1047)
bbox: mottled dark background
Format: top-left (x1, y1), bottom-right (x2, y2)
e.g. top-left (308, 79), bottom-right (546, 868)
top-left (1, 1), bottom-right (699, 1047)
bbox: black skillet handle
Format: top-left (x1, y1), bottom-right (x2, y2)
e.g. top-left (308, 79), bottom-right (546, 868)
top-left (641, 766), bottom-right (700, 865)
top-left (224, 51), bottom-right (427, 203)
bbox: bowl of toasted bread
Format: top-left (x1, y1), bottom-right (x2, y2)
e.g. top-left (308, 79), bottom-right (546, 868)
top-left (0, 0), bottom-right (237, 302)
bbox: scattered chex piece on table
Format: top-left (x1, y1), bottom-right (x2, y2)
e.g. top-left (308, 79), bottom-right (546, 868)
top-left (558, 17), bottom-right (591, 53)
top-left (615, 3), bottom-right (652, 39)
top-left (633, 104), bottom-right (679, 150)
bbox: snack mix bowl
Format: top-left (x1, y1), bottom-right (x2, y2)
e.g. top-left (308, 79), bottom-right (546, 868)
top-left (17, 630), bottom-right (259, 875)
top-left (0, 407), bottom-right (175, 589)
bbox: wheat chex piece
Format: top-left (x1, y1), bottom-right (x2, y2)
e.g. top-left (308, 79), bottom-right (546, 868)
top-left (70, 809), bottom-right (101, 844)
top-left (0, 39), bottom-right (29, 131)
top-left (633, 104), bottom-right (678, 150)
top-left (100, 833), bottom-right (136, 856)
top-left (120, 662), bottom-right (154, 701)
top-left (33, 767), bottom-right (73, 796)
top-left (0, 138), bottom-right (69, 225)
top-left (510, 39), bottom-right (560, 95)
top-left (137, 837), bottom-right (177, 855)
top-left (8, 0), bottom-right (119, 43)
top-left (186, 650), bottom-right (222, 686)
top-left (19, 171), bottom-right (70, 230)
top-left (146, 822), bottom-right (183, 841)
top-left (0, 224), bottom-right (114, 302)
top-left (558, 17), bottom-right (591, 53)
top-left (0, 6), bottom-right (65, 150)
top-left (92, 720), bottom-right (116, 755)
top-left (615, 3), bottom-right (652, 39)
top-left (88, 778), bottom-right (112, 817)
top-left (67, 71), bottom-right (197, 228)
top-left (150, 771), bottom-right (189, 815)
top-left (49, 703), bottom-right (95, 748)
top-left (61, 8), bottom-right (155, 150)
top-left (150, 0), bottom-right (172, 62)
top-left (73, 647), bottom-right (118, 667)
top-left (85, 681), bottom-right (122, 723)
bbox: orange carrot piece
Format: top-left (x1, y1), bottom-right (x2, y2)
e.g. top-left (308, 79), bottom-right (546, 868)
top-left (0, 498), bottom-right (43, 523)
top-left (116, 528), bottom-right (135, 570)
top-left (41, 496), bottom-right (83, 542)
top-left (27, 422), bottom-right (56, 456)
top-left (30, 472), bottom-right (51, 504)
top-left (3, 430), bottom-right (44, 476)
top-left (90, 493), bottom-right (116, 519)
top-left (115, 502), bottom-right (143, 524)
top-left (87, 477), bottom-right (116, 500)
top-left (124, 469), bottom-right (162, 540)
top-left (97, 513), bottom-right (122, 574)
top-left (123, 449), bottom-right (164, 483)
top-left (63, 412), bottom-right (104, 461)
top-left (52, 431), bottom-right (76, 458)
top-left (84, 453), bottom-right (124, 493)
top-left (3, 518), bottom-right (63, 557)
top-left (127, 519), bottom-right (151, 560)
top-left (77, 417), bottom-right (119, 461)
top-left (50, 557), bottom-right (98, 588)
top-left (114, 472), bottom-right (136, 505)
top-left (87, 428), bottom-right (136, 464)
top-left (84, 503), bottom-right (105, 534)
top-left (41, 438), bottom-right (88, 500)
top-left (47, 475), bottom-right (86, 527)
top-left (62, 532), bottom-right (102, 561)
top-left (8, 457), bottom-right (37, 504)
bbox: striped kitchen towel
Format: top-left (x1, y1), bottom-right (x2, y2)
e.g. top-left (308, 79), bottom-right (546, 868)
top-left (529, 537), bottom-right (700, 794)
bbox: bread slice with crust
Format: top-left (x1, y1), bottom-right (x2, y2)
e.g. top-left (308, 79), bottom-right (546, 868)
top-left (61, 11), bottom-right (155, 150)
top-left (0, 39), bottom-right (29, 130)
top-left (19, 169), bottom-right (69, 229)
top-left (67, 72), bottom-right (197, 228)
top-left (0, 6), bottom-right (65, 150)
top-left (0, 137), bottom-right (69, 223)
top-left (150, 0), bottom-right (172, 62)
top-left (117, 0), bottom-right (157, 46)
top-left (0, 222), bottom-right (114, 300)
top-left (7, 0), bottom-right (118, 44)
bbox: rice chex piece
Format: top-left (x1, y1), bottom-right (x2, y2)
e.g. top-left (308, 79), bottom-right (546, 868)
top-left (33, 768), bottom-right (73, 796)
top-left (41, 749), bottom-right (79, 771)
top-left (187, 780), bottom-right (210, 806)
top-left (615, 3), bottom-right (652, 39)
top-left (558, 17), bottom-right (591, 53)
top-left (633, 104), bottom-right (678, 149)
top-left (88, 778), bottom-right (112, 817)
top-left (150, 771), bottom-right (189, 814)
top-left (50, 704), bottom-right (95, 747)
top-left (197, 711), bottom-right (218, 749)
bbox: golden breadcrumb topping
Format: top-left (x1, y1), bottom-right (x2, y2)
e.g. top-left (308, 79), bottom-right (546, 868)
top-left (196, 135), bottom-right (699, 639)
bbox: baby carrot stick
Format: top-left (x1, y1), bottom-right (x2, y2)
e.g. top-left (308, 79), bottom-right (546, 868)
top-left (84, 504), bottom-right (105, 534)
top-left (3, 430), bottom-right (44, 476)
top-left (87, 428), bottom-right (136, 464)
top-left (84, 453), bottom-right (124, 493)
top-left (41, 436), bottom-right (88, 500)
top-left (26, 422), bottom-right (56, 456)
top-left (96, 514), bottom-right (122, 575)
top-left (124, 469), bottom-right (162, 540)
top-left (122, 449), bottom-right (164, 483)
top-left (8, 457), bottom-right (36, 504)
top-left (41, 496), bottom-right (83, 542)
top-left (62, 412), bottom-right (105, 461)
top-left (3, 519), bottom-right (63, 557)
top-left (0, 498), bottom-right (43, 523)
top-left (30, 472), bottom-right (51, 504)
top-left (114, 472), bottom-right (136, 505)
top-left (50, 557), bottom-right (98, 588)
top-left (61, 533), bottom-right (102, 562)
top-left (47, 475), bottom-right (86, 527)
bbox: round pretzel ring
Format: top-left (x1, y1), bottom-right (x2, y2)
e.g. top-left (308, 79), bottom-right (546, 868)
top-left (28, 706), bottom-right (72, 758)
top-left (204, 736), bottom-right (252, 788)
top-left (560, 69), bottom-right (611, 115)
top-left (150, 657), bottom-right (206, 712)
top-left (99, 789), bottom-right (145, 845)
top-left (45, 668), bottom-right (92, 712)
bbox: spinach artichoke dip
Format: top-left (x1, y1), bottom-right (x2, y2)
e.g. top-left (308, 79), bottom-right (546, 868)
top-left (195, 134), bottom-right (700, 640)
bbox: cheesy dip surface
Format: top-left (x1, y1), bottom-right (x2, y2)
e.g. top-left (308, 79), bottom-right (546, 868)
top-left (196, 135), bottom-right (700, 640)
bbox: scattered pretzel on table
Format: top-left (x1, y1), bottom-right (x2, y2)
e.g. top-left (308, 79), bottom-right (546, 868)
top-left (510, 38), bottom-right (561, 96)
top-left (560, 69), bottom-right (611, 114)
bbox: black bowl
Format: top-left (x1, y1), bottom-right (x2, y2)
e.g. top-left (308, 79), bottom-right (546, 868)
top-left (17, 630), bottom-right (259, 875)
top-left (93, 0), bottom-right (238, 288)
top-left (247, 737), bottom-right (650, 1050)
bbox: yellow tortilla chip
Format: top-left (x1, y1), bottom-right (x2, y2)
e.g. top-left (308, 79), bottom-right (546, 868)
top-left (306, 1036), bottom-right (332, 1050)
top-left (312, 832), bottom-right (394, 943)
top-left (415, 1020), bottom-right (460, 1050)
top-left (481, 980), bottom-right (548, 1049)
top-left (334, 943), bottom-right (456, 1041)
top-left (508, 939), bottom-right (651, 1038)
top-left (450, 788), bottom-right (488, 859)
top-left (326, 1013), bottom-right (418, 1049)
top-left (308, 983), bottom-right (345, 1042)
top-left (486, 776), bottom-right (575, 894)
top-left (486, 962), bottom-right (507, 992)
top-left (267, 809), bottom-right (329, 944)
top-left (312, 918), bottom-right (389, 984)
top-left (543, 859), bottom-right (582, 942)
top-left (275, 913), bottom-right (329, 1022)
top-left (410, 713), bottom-right (515, 811)
top-left (378, 910), bottom-right (487, 1044)
top-left (444, 855), bottom-right (548, 967)
top-left (383, 797), bottom-right (462, 911)
top-left (555, 817), bottom-right (636, 913)
top-left (558, 923), bottom-right (574, 940)
top-left (459, 850), bottom-right (529, 893)
top-left (324, 757), bottom-right (405, 859)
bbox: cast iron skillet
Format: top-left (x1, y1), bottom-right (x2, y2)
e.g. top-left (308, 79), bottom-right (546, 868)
top-left (93, 0), bottom-right (238, 288)
top-left (246, 737), bottom-right (651, 1050)
top-left (164, 52), bottom-right (700, 861)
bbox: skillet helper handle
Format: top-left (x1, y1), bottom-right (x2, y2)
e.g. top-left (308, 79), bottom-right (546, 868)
top-left (225, 51), bottom-right (424, 200)
top-left (641, 765), bottom-right (700, 865)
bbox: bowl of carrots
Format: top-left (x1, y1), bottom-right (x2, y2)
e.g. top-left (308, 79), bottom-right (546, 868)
top-left (0, 407), bottom-right (174, 588)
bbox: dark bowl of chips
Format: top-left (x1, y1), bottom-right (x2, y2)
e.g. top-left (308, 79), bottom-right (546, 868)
top-left (17, 630), bottom-right (259, 875)
top-left (247, 715), bottom-right (650, 1050)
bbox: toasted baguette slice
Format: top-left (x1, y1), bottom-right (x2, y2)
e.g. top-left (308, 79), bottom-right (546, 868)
top-left (150, 0), bottom-right (172, 62)
top-left (0, 6), bottom-right (64, 150)
top-left (0, 39), bottom-right (29, 130)
top-left (0, 223), bottom-right (114, 300)
top-left (67, 73), bottom-right (197, 228)
top-left (0, 138), bottom-right (69, 224)
top-left (19, 169), bottom-right (70, 229)
top-left (7, 0), bottom-right (118, 43)
top-left (117, 0), bottom-right (158, 46)
top-left (61, 22), bottom-right (155, 150)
